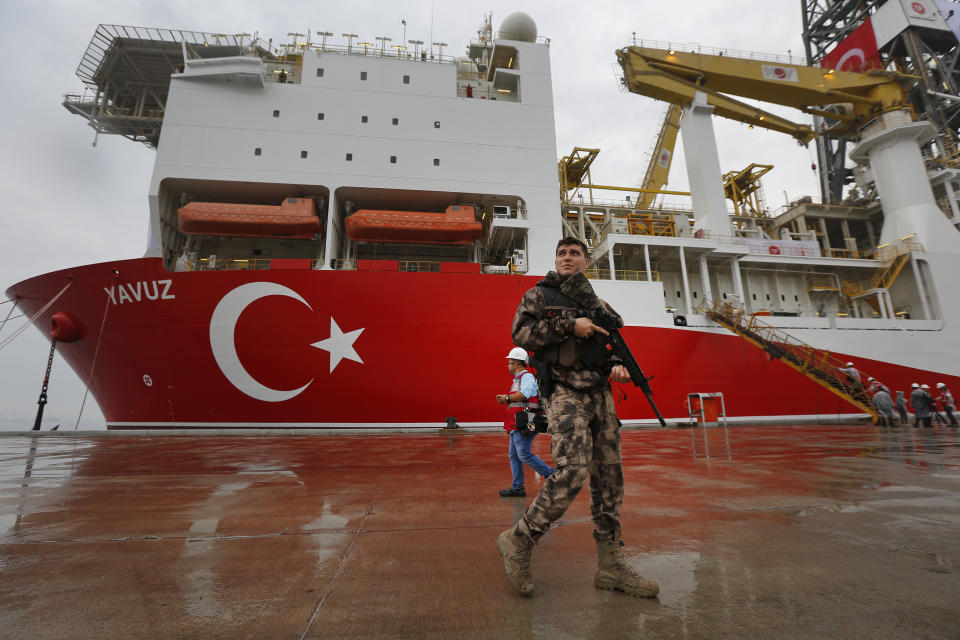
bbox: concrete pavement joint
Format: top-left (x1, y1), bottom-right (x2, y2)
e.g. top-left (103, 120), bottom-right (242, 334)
top-left (298, 503), bottom-right (374, 640)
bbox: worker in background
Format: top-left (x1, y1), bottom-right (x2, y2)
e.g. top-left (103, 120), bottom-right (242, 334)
top-left (837, 361), bottom-right (862, 389)
top-left (871, 387), bottom-right (896, 427)
top-left (895, 390), bottom-right (909, 425)
top-left (496, 236), bottom-right (659, 599)
top-left (867, 377), bottom-right (890, 395)
top-left (496, 347), bottom-right (554, 498)
top-left (910, 383), bottom-right (932, 428)
top-left (935, 383), bottom-right (958, 427)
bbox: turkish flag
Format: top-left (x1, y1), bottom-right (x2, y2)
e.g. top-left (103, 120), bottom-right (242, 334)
top-left (821, 17), bottom-right (882, 73)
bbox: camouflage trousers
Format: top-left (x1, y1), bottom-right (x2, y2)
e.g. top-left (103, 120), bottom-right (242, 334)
top-left (518, 382), bottom-right (624, 543)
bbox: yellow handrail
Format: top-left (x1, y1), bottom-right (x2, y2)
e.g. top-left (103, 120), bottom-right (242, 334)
top-left (705, 299), bottom-right (878, 421)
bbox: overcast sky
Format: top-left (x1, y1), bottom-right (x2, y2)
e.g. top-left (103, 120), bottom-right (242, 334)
top-left (0, 0), bottom-right (818, 429)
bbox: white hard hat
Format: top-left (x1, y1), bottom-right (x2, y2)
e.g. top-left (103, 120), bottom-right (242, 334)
top-left (506, 347), bottom-right (528, 362)
top-left (937, 382), bottom-right (945, 388)
top-left (911, 383), bottom-right (920, 388)
top-left (921, 384), bottom-right (930, 389)
top-left (846, 362), bottom-right (854, 366)
top-left (868, 377), bottom-right (875, 382)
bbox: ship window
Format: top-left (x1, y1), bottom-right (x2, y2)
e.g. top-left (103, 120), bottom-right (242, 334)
top-left (766, 294), bottom-right (771, 301)
top-left (392, 117), bottom-right (399, 125)
top-left (677, 291), bottom-right (681, 298)
top-left (752, 293), bottom-right (757, 300)
top-left (781, 294), bottom-right (785, 301)
top-left (390, 155), bottom-right (397, 163)
top-left (434, 121), bottom-right (440, 128)
top-left (723, 292), bottom-right (727, 299)
top-left (301, 150), bottom-right (308, 158)
top-left (433, 158), bottom-right (440, 166)
top-left (254, 147), bottom-right (262, 156)
top-left (693, 292), bottom-right (698, 298)
top-left (360, 71), bottom-right (367, 80)
top-left (346, 153), bottom-right (353, 161)
top-left (794, 295), bottom-right (799, 301)
top-left (273, 109), bottom-right (280, 117)
top-left (403, 74), bottom-right (410, 84)
top-left (317, 113), bottom-right (324, 120)
top-left (316, 68), bottom-right (324, 77)
top-left (361, 115), bottom-right (368, 123)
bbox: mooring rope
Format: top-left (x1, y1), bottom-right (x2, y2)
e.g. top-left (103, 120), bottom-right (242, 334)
top-left (0, 299), bottom-right (19, 336)
top-left (74, 291), bottom-right (111, 430)
top-left (0, 282), bottom-right (73, 353)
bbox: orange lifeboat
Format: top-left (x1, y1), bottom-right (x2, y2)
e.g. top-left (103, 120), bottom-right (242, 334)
top-left (345, 205), bottom-right (482, 245)
top-left (178, 197), bottom-right (322, 239)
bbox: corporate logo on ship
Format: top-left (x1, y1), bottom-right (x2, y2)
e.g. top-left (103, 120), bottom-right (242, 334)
top-left (209, 282), bottom-right (365, 402)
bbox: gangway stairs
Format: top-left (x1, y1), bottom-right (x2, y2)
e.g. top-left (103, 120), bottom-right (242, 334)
top-left (705, 300), bottom-right (878, 422)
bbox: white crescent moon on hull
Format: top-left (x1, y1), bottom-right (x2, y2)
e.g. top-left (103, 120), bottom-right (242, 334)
top-left (210, 282), bottom-right (313, 402)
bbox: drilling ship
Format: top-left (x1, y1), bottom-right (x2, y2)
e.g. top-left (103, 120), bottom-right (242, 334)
top-left (6, 6), bottom-right (960, 429)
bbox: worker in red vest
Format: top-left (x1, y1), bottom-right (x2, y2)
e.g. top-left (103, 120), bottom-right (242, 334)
top-left (496, 347), bottom-right (554, 497)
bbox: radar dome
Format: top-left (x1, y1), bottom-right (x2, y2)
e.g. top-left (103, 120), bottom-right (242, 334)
top-left (499, 12), bottom-right (537, 42)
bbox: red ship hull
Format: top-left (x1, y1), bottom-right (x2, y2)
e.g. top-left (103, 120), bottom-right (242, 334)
top-left (6, 258), bottom-right (954, 429)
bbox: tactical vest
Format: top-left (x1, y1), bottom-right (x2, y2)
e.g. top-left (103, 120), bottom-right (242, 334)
top-left (536, 285), bottom-right (612, 373)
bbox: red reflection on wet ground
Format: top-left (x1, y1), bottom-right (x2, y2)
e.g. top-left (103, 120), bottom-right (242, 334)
top-left (1, 424), bottom-right (959, 638)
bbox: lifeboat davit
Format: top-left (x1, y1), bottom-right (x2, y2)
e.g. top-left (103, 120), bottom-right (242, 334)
top-left (345, 205), bottom-right (482, 245)
top-left (178, 197), bottom-right (322, 239)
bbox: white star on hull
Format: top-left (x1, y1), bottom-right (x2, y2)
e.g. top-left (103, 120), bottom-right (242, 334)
top-left (311, 317), bottom-right (365, 373)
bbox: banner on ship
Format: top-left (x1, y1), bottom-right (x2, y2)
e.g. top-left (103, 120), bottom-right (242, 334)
top-left (820, 17), bottom-right (882, 73)
top-left (731, 237), bottom-right (822, 257)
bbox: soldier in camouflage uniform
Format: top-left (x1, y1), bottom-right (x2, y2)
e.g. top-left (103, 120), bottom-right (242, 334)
top-left (495, 237), bottom-right (659, 598)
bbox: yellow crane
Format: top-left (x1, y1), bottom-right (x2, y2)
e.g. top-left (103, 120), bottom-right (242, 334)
top-left (616, 45), bottom-right (909, 144)
top-left (723, 162), bottom-right (773, 220)
top-left (636, 104), bottom-right (682, 208)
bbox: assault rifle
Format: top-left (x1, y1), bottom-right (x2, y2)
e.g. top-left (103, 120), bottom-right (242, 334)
top-left (557, 271), bottom-right (667, 427)
top-left (592, 312), bottom-right (667, 428)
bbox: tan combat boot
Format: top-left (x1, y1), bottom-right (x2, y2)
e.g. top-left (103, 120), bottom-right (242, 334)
top-left (496, 523), bottom-right (535, 595)
top-left (595, 536), bottom-right (659, 598)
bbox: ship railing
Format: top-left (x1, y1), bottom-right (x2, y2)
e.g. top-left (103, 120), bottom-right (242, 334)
top-left (564, 196), bottom-right (695, 212)
top-left (456, 82), bottom-right (520, 102)
top-left (298, 41), bottom-right (456, 63)
top-left (180, 258), bottom-right (275, 271)
top-left (628, 39), bottom-right (803, 66)
top-left (585, 268), bottom-right (660, 282)
top-left (330, 259), bottom-right (528, 274)
top-left (264, 60), bottom-right (302, 83)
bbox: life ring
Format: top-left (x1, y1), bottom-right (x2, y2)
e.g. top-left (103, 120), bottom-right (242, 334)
top-left (50, 311), bottom-right (82, 343)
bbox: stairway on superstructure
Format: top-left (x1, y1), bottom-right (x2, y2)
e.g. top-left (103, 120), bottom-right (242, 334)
top-left (705, 300), bottom-right (879, 421)
top-left (840, 250), bottom-right (911, 315)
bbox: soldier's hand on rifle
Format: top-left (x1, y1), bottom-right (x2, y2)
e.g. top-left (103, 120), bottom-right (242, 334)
top-left (610, 365), bottom-right (631, 384)
top-left (574, 317), bottom-right (609, 339)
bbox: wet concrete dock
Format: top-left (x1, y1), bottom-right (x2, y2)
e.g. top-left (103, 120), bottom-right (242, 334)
top-left (1, 424), bottom-right (958, 639)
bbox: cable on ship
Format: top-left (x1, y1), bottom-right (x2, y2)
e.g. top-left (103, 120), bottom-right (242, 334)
top-left (0, 299), bottom-right (20, 336)
top-left (74, 286), bottom-right (111, 430)
top-left (0, 281), bottom-right (73, 353)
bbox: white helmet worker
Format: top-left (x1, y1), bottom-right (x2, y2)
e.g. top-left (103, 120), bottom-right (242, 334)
top-left (937, 382), bottom-right (946, 388)
top-left (912, 383), bottom-right (920, 388)
top-left (506, 347), bottom-right (528, 363)
top-left (846, 361), bottom-right (854, 366)
top-left (921, 384), bottom-right (930, 389)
